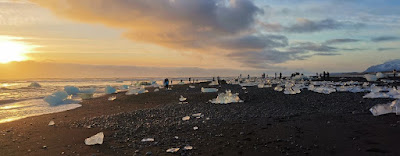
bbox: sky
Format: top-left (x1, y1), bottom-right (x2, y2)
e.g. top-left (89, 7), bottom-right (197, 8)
top-left (0, 0), bottom-right (399, 79)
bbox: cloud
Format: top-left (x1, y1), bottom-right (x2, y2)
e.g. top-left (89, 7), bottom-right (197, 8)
top-left (371, 36), bottom-right (400, 42)
top-left (260, 18), bottom-right (364, 33)
top-left (324, 38), bottom-right (361, 45)
top-left (289, 42), bottom-right (337, 52)
top-left (216, 34), bottom-right (288, 51)
top-left (30, 0), bottom-right (263, 51)
top-left (377, 47), bottom-right (398, 51)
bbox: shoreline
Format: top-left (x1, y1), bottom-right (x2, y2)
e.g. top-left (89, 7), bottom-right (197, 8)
top-left (1, 80), bottom-right (400, 155)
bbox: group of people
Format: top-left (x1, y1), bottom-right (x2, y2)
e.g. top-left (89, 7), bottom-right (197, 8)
top-left (163, 77), bottom-right (198, 89)
top-left (316, 71), bottom-right (330, 80)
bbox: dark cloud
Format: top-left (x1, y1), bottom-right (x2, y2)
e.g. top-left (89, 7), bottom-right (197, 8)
top-left (284, 18), bottom-right (364, 33)
top-left (216, 34), bottom-right (288, 50)
top-left (371, 36), bottom-right (400, 42)
top-left (289, 42), bottom-right (337, 52)
top-left (377, 47), bottom-right (398, 51)
top-left (285, 18), bottom-right (342, 33)
top-left (324, 38), bottom-right (361, 45)
top-left (313, 53), bottom-right (341, 56)
top-left (340, 48), bottom-right (365, 51)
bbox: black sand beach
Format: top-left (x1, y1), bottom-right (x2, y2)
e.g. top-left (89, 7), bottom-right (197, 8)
top-left (1, 80), bottom-right (400, 156)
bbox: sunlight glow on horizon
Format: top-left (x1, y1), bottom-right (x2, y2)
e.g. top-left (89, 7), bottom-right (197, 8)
top-left (0, 36), bottom-right (35, 63)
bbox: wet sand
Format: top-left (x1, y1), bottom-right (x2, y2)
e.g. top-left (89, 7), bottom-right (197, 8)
top-left (0, 80), bottom-right (400, 156)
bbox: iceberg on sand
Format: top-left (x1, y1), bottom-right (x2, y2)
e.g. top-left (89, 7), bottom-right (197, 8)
top-left (210, 90), bottom-right (243, 104)
top-left (370, 100), bottom-right (400, 116)
top-left (85, 132), bottom-right (104, 145)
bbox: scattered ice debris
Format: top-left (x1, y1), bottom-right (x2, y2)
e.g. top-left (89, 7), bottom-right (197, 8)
top-left (201, 87), bottom-right (218, 93)
top-left (154, 88), bottom-right (160, 92)
top-left (192, 113), bottom-right (202, 117)
top-left (189, 85), bottom-right (196, 88)
top-left (78, 93), bottom-right (93, 100)
top-left (370, 100), bottom-right (400, 116)
top-left (364, 74), bottom-right (377, 81)
top-left (64, 86), bottom-right (80, 95)
top-left (105, 85), bottom-right (117, 94)
top-left (28, 82), bottom-right (41, 88)
top-left (85, 132), bottom-right (104, 145)
top-left (184, 146), bottom-right (193, 150)
top-left (108, 96), bottom-right (117, 101)
top-left (274, 86), bottom-right (283, 92)
top-left (210, 90), bottom-right (243, 104)
top-left (48, 120), bottom-right (55, 126)
top-left (126, 86), bottom-right (148, 95)
top-left (166, 148), bottom-right (180, 153)
top-left (141, 138), bottom-right (155, 142)
top-left (44, 91), bottom-right (69, 106)
top-left (182, 116), bottom-right (190, 121)
top-left (193, 126), bottom-right (199, 130)
top-left (209, 81), bottom-right (219, 86)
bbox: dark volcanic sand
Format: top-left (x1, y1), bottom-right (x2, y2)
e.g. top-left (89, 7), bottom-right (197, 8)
top-left (1, 80), bottom-right (400, 156)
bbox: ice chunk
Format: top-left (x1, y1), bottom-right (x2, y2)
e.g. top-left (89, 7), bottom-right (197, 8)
top-left (189, 85), bottom-right (196, 88)
top-left (48, 120), bottom-right (55, 126)
top-left (182, 116), bottom-right (190, 121)
top-left (141, 138), bottom-right (154, 142)
top-left (370, 100), bottom-right (400, 116)
top-left (210, 90), bottom-right (243, 104)
top-left (257, 83), bottom-right (264, 88)
top-left (242, 87), bottom-right (246, 90)
top-left (193, 126), bottom-right (199, 130)
top-left (28, 82), bottom-right (41, 88)
top-left (192, 113), bottom-right (201, 117)
top-left (64, 86), bottom-right (80, 95)
top-left (364, 74), bottom-right (377, 81)
top-left (126, 86), bottom-right (148, 95)
top-left (105, 85), bottom-right (116, 94)
top-left (376, 72), bottom-right (385, 79)
top-left (184, 146), bottom-right (193, 150)
top-left (291, 75), bottom-right (308, 81)
top-left (313, 87), bottom-right (336, 94)
top-left (201, 87), bottom-right (218, 93)
top-left (166, 148), bottom-right (180, 153)
top-left (108, 96), bottom-right (116, 101)
top-left (209, 81), bottom-right (219, 86)
top-left (44, 91), bottom-right (69, 106)
top-left (154, 88), bottom-right (159, 92)
top-left (118, 85), bottom-right (129, 90)
top-left (274, 86), bottom-right (283, 92)
top-left (78, 93), bottom-right (93, 100)
top-left (85, 132), bottom-right (104, 145)
top-left (179, 95), bottom-right (187, 102)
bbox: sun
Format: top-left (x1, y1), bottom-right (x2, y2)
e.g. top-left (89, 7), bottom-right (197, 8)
top-left (0, 40), bottom-right (31, 63)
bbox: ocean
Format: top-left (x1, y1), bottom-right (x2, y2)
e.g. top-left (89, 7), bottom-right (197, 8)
top-left (0, 77), bottom-right (213, 123)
